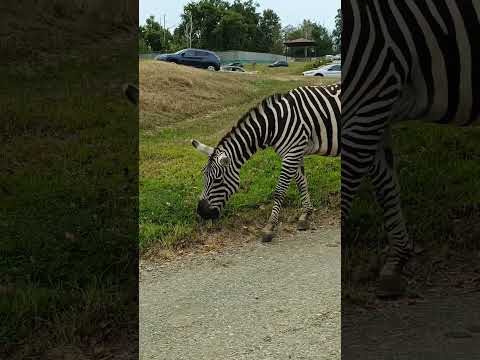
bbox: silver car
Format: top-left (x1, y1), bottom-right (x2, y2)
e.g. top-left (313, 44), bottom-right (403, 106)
top-left (303, 63), bottom-right (341, 77)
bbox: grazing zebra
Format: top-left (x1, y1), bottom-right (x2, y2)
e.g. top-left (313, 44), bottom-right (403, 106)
top-left (342, 0), bottom-right (480, 297)
top-left (192, 84), bottom-right (340, 241)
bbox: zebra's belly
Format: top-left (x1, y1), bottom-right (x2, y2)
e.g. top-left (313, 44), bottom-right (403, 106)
top-left (305, 139), bottom-right (339, 157)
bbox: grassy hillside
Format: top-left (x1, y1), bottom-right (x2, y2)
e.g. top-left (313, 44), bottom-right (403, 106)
top-left (140, 61), bottom-right (340, 251)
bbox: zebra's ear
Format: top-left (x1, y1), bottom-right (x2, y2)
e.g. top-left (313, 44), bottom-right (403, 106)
top-left (191, 139), bottom-right (214, 156)
top-left (217, 152), bottom-right (231, 166)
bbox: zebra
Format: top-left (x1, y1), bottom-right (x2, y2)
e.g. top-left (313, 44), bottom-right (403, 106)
top-left (192, 84), bottom-right (341, 241)
top-left (342, 0), bottom-right (480, 297)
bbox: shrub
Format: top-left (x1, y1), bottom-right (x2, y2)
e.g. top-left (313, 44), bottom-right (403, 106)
top-left (303, 58), bottom-right (331, 72)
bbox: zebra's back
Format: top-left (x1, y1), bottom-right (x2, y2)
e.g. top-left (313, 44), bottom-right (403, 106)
top-left (280, 84), bottom-right (341, 157)
top-left (343, 0), bottom-right (480, 126)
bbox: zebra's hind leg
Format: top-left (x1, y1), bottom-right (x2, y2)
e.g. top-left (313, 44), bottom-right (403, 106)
top-left (295, 163), bottom-right (314, 231)
top-left (261, 156), bottom-right (301, 242)
top-left (369, 130), bottom-right (412, 298)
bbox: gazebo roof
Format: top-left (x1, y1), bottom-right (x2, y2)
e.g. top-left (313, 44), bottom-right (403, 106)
top-left (283, 38), bottom-right (316, 47)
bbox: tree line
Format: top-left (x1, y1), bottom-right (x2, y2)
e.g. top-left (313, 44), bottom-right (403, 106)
top-left (140, 0), bottom-right (341, 56)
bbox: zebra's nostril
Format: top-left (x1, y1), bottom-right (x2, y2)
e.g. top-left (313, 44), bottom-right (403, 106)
top-left (197, 199), bottom-right (210, 213)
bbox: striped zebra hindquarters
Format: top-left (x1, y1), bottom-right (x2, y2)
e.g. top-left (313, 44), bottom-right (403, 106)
top-left (342, 0), bottom-right (480, 298)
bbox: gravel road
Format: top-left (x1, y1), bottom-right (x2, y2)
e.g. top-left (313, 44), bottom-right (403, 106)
top-left (343, 285), bottom-right (480, 359)
top-left (140, 225), bottom-right (340, 360)
top-left (343, 291), bottom-right (480, 359)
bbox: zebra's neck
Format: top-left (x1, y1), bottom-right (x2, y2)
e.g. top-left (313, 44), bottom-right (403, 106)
top-left (217, 98), bottom-right (276, 169)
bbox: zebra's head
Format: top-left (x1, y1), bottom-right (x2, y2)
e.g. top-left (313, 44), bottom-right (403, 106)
top-left (191, 139), bottom-right (240, 220)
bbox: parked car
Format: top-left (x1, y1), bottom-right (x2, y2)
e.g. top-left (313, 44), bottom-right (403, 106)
top-left (221, 65), bottom-right (246, 72)
top-left (227, 62), bottom-right (244, 68)
top-left (268, 60), bottom-right (289, 67)
top-left (155, 48), bottom-right (221, 71)
top-left (303, 62), bottom-right (341, 77)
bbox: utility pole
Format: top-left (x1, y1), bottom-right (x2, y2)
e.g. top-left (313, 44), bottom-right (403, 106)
top-left (163, 14), bottom-right (166, 51)
top-left (184, 11), bottom-right (193, 48)
top-left (189, 12), bottom-right (193, 48)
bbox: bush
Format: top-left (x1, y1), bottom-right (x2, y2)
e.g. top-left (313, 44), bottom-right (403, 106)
top-left (303, 58), bottom-right (331, 72)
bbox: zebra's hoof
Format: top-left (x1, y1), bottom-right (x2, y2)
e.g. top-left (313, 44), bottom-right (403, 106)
top-left (261, 231), bottom-right (274, 242)
top-left (297, 219), bottom-right (309, 231)
top-left (376, 274), bottom-right (406, 299)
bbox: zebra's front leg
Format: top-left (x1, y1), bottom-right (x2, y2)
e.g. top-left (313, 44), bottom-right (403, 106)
top-left (295, 163), bottom-right (314, 231)
top-left (369, 130), bottom-right (412, 298)
top-left (261, 159), bottom-right (299, 242)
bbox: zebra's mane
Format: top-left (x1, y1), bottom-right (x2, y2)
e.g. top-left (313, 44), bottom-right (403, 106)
top-left (215, 92), bottom-right (284, 150)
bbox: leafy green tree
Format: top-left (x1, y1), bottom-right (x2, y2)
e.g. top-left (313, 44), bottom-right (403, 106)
top-left (145, 0), bottom-right (340, 57)
top-left (140, 15), bottom-right (172, 51)
top-left (176, 0), bottom-right (229, 49)
top-left (257, 9), bottom-right (283, 53)
top-left (283, 25), bottom-right (303, 41)
top-left (311, 23), bottom-right (333, 56)
top-left (174, 0), bottom-right (282, 52)
top-left (229, 0), bottom-right (261, 50)
top-left (213, 9), bottom-right (249, 50)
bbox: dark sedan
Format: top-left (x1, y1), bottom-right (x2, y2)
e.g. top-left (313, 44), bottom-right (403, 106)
top-left (227, 62), bottom-right (244, 68)
top-left (155, 48), bottom-right (221, 71)
top-left (268, 60), bottom-right (289, 67)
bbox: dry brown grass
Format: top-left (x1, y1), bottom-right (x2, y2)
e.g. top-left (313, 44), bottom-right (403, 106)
top-left (140, 61), bottom-right (256, 125)
top-left (139, 60), bottom-right (329, 133)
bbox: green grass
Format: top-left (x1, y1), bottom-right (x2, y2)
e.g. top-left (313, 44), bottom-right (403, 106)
top-left (140, 64), bottom-right (340, 250)
top-left (1, 41), bottom-right (138, 357)
top-left (343, 121), bottom-right (480, 298)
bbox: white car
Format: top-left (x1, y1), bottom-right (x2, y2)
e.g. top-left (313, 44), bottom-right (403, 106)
top-left (303, 63), bottom-right (341, 77)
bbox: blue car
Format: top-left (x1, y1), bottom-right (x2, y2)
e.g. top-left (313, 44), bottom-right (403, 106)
top-left (156, 48), bottom-right (221, 71)
top-left (268, 60), bottom-right (289, 68)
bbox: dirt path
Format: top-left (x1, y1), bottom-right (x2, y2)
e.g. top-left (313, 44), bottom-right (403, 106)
top-left (140, 225), bottom-right (340, 360)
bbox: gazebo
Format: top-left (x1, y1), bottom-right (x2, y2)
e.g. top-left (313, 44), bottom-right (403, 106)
top-left (283, 38), bottom-right (317, 61)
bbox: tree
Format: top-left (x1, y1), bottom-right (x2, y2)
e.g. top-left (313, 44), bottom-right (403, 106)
top-left (140, 15), bottom-right (171, 52)
top-left (176, 0), bottom-right (229, 49)
top-left (174, 0), bottom-right (282, 52)
top-left (146, 0), bottom-right (285, 53)
top-left (283, 25), bottom-right (303, 41)
top-left (213, 9), bottom-right (249, 50)
top-left (257, 9), bottom-right (283, 53)
top-left (229, 0), bottom-right (261, 50)
top-left (311, 23), bottom-right (333, 56)
top-left (332, 8), bottom-right (342, 54)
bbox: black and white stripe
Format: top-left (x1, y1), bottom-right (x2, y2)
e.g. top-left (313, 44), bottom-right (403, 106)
top-left (193, 84), bottom-right (340, 240)
top-left (342, 0), bottom-right (480, 295)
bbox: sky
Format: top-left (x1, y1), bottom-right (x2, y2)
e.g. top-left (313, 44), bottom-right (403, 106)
top-left (140, 0), bottom-right (341, 32)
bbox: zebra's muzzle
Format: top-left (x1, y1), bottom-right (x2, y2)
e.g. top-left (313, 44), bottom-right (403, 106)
top-left (197, 199), bottom-right (219, 220)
